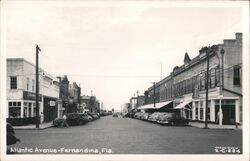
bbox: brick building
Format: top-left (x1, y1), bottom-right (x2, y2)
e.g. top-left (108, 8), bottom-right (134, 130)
top-left (141, 33), bottom-right (242, 125)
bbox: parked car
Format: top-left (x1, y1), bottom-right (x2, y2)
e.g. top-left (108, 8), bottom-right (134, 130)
top-left (157, 113), bottom-right (189, 126)
top-left (79, 113), bottom-right (91, 122)
top-left (140, 113), bottom-right (150, 120)
top-left (147, 112), bottom-right (162, 122)
top-left (88, 113), bottom-right (99, 120)
top-left (7, 123), bottom-right (20, 145)
top-left (134, 112), bottom-right (143, 119)
top-left (113, 113), bottom-right (118, 117)
top-left (67, 113), bottom-right (90, 125)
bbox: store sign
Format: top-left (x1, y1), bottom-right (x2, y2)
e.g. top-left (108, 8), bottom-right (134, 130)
top-left (57, 99), bottom-right (62, 104)
top-left (23, 91), bottom-right (42, 101)
top-left (49, 101), bottom-right (56, 106)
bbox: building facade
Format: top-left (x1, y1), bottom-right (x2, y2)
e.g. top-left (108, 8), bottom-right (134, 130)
top-left (57, 75), bottom-right (70, 117)
top-left (80, 95), bottom-right (100, 113)
top-left (68, 82), bottom-right (81, 113)
top-left (142, 33), bottom-right (242, 125)
top-left (7, 58), bottom-right (60, 124)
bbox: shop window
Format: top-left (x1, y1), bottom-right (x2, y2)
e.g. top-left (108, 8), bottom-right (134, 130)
top-left (32, 80), bottom-right (35, 92)
top-left (215, 68), bottom-right (220, 86)
top-left (8, 101), bottom-right (21, 118)
top-left (10, 76), bottom-right (17, 89)
top-left (233, 66), bottom-right (241, 86)
top-left (210, 68), bottom-right (216, 87)
top-left (207, 101), bottom-right (211, 121)
top-left (195, 102), bottom-right (198, 119)
top-left (200, 102), bottom-right (204, 120)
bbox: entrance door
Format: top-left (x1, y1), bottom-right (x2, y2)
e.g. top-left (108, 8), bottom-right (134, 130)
top-left (215, 105), bottom-right (235, 124)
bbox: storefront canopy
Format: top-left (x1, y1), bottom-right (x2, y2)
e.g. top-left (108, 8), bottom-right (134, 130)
top-left (138, 101), bottom-right (173, 110)
top-left (174, 100), bottom-right (192, 110)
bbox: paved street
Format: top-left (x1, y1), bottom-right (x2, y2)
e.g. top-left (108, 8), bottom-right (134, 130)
top-left (8, 115), bottom-right (242, 154)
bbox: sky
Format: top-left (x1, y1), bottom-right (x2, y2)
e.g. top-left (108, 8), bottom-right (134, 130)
top-left (4, 2), bottom-right (243, 110)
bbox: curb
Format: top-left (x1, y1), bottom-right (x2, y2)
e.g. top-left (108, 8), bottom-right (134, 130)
top-left (188, 124), bottom-right (242, 130)
top-left (14, 125), bottom-right (53, 130)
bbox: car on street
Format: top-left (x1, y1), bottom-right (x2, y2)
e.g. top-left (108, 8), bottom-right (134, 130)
top-left (140, 113), bottom-right (151, 120)
top-left (113, 113), bottom-right (118, 117)
top-left (7, 122), bottom-right (20, 145)
top-left (157, 112), bottom-right (189, 126)
top-left (134, 112), bottom-right (143, 119)
top-left (147, 112), bottom-right (162, 122)
top-left (88, 113), bottom-right (99, 120)
top-left (67, 113), bottom-right (89, 125)
top-left (52, 118), bottom-right (64, 127)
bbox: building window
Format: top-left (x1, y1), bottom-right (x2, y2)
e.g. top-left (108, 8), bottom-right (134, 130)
top-left (233, 66), bottom-right (241, 85)
top-left (215, 67), bottom-right (220, 86)
top-left (207, 101), bottom-right (211, 121)
top-left (10, 76), bottom-right (17, 89)
top-left (27, 77), bottom-right (30, 91)
top-left (8, 101), bottom-right (21, 118)
top-left (210, 68), bottom-right (216, 87)
top-left (32, 80), bottom-right (35, 92)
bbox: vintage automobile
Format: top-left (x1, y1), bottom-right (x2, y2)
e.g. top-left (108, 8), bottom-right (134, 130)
top-left (88, 113), bottom-right (99, 120)
top-left (157, 112), bottom-right (189, 126)
top-left (140, 113), bottom-right (151, 121)
top-left (147, 112), bottom-right (162, 122)
top-left (53, 113), bottom-right (90, 127)
top-left (112, 113), bottom-right (118, 117)
top-left (7, 122), bottom-right (20, 145)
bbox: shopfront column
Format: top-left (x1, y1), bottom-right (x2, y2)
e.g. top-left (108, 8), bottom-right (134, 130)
top-left (210, 100), bottom-right (215, 122)
top-left (235, 99), bottom-right (240, 124)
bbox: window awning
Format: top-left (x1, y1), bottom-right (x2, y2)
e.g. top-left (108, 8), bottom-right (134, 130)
top-left (174, 100), bottom-right (192, 110)
top-left (138, 101), bottom-right (172, 110)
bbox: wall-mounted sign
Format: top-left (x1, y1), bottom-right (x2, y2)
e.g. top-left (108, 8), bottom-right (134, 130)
top-left (49, 101), bottom-right (56, 106)
top-left (23, 91), bottom-right (42, 101)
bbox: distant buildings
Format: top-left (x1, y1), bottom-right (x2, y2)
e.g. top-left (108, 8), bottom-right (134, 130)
top-left (80, 95), bottom-right (100, 113)
top-left (136, 33), bottom-right (242, 125)
top-left (7, 58), bottom-right (102, 125)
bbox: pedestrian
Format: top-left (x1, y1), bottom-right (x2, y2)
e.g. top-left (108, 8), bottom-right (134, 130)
top-left (61, 114), bottom-right (69, 128)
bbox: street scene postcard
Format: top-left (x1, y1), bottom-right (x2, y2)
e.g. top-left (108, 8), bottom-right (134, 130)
top-left (0, 1), bottom-right (249, 161)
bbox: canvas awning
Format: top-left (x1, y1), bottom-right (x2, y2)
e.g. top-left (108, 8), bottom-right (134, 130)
top-left (174, 100), bottom-right (192, 110)
top-left (138, 101), bottom-right (172, 110)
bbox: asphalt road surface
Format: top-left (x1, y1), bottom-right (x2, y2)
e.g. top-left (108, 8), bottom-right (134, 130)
top-left (8, 115), bottom-right (242, 154)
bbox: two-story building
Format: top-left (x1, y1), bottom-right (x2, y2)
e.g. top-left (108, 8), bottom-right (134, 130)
top-left (140, 33), bottom-right (242, 125)
top-left (7, 58), bottom-right (60, 124)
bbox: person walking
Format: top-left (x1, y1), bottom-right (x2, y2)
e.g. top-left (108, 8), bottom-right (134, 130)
top-left (61, 114), bottom-right (69, 128)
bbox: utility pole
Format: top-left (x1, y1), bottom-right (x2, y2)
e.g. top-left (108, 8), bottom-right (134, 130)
top-left (136, 90), bottom-right (139, 108)
top-left (35, 44), bottom-right (41, 128)
top-left (153, 82), bottom-right (156, 107)
top-left (204, 46), bottom-right (210, 129)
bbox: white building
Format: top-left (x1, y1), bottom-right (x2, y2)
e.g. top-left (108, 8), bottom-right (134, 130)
top-left (7, 58), bottom-right (60, 124)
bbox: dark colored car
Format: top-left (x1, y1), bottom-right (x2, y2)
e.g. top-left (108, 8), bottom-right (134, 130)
top-left (157, 113), bottom-right (189, 126)
top-left (88, 113), bottom-right (99, 120)
top-left (7, 123), bottom-right (20, 145)
top-left (52, 118), bottom-right (64, 127)
top-left (67, 113), bottom-right (90, 125)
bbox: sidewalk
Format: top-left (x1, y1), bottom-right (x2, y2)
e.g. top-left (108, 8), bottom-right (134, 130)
top-left (13, 121), bottom-right (53, 130)
top-left (189, 121), bottom-right (242, 130)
